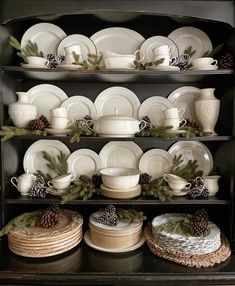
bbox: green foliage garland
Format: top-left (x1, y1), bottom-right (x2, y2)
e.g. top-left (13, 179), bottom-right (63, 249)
top-left (0, 126), bottom-right (47, 141)
top-left (117, 208), bottom-right (146, 223)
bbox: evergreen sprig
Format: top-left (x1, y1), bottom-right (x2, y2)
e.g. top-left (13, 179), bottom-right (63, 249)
top-left (0, 126), bottom-right (47, 141)
top-left (141, 177), bottom-right (172, 201)
top-left (184, 46), bottom-right (196, 58)
top-left (68, 123), bottom-right (96, 143)
top-left (203, 43), bottom-right (224, 57)
top-left (154, 217), bottom-right (192, 236)
top-left (136, 126), bottom-right (178, 140)
top-left (117, 208), bottom-right (146, 223)
top-left (134, 58), bottom-right (164, 70)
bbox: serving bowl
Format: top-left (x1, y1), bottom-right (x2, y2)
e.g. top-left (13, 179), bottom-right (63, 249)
top-left (100, 167), bottom-right (141, 190)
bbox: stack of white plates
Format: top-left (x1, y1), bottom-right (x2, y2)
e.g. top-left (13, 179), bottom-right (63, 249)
top-left (8, 209), bottom-right (83, 258)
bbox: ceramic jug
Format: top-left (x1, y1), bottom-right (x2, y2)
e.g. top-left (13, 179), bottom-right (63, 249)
top-left (11, 170), bottom-right (36, 196)
top-left (203, 175), bottom-right (221, 196)
top-left (8, 92), bottom-right (37, 127)
top-left (195, 88), bottom-right (220, 135)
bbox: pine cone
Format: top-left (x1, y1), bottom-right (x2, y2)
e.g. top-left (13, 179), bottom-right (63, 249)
top-left (188, 188), bottom-right (202, 199)
top-left (218, 53), bottom-right (234, 69)
top-left (97, 204), bottom-right (119, 226)
top-left (40, 208), bottom-right (59, 228)
top-left (35, 175), bottom-right (45, 186)
top-left (191, 209), bottom-right (209, 236)
top-left (38, 115), bottom-right (50, 128)
top-left (28, 183), bottom-right (47, 198)
top-left (27, 119), bottom-right (44, 131)
top-left (139, 116), bottom-right (153, 131)
top-left (139, 173), bottom-right (151, 185)
top-left (184, 118), bottom-right (200, 130)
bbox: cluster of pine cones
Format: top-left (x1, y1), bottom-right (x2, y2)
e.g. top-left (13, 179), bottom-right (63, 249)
top-left (97, 204), bottom-right (119, 226)
top-left (191, 209), bottom-right (209, 237)
top-left (40, 205), bottom-right (59, 228)
top-left (27, 115), bottom-right (50, 131)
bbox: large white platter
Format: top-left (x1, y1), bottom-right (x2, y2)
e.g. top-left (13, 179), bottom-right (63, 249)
top-left (140, 36), bottom-right (179, 63)
top-left (139, 149), bottom-right (173, 178)
top-left (23, 140), bottom-right (71, 176)
top-left (67, 149), bottom-right (102, 179)
top-left (21, 23), bottom-right (67, 57)
top-left (84, 231), bottom-right (145, 253)
top-left (27, 84), bottom-right (68, 120)
top-left (90, 27), bottom-right (145, 54)
top-left (99, 141), bottom-right (143, 169)
top-left (94, 86), bottom-right (140, 118)
top-left (57, 34), bottom-right (97, 58)
top-left (61, 96), bottom-right (97, 120)
top-left (167, 86), bottom-right (201, 121)
top-left (138, 96), bottom-right (174, 127)
top-left (168, 26), bottom-right (212, 61)
top-left (168, 141), bottom-right (213, 176)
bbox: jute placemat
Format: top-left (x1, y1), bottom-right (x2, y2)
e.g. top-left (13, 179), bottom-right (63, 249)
top-left (144, 223), bottom-right (231, 268)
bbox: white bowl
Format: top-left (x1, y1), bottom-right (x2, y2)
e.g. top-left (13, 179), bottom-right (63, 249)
top-left (100, 167), bottom-right (140, 190)
top-left (103, 55), bottom-right (135, 69)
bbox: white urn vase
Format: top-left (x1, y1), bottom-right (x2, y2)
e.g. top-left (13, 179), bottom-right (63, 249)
top-left (195, 88), bottom-right (220, 135)
top-left (8, 92), bottom-right (37, 127)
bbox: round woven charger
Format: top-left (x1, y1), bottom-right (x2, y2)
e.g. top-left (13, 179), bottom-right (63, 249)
top-left (144, 223), bottom-right (231, 268)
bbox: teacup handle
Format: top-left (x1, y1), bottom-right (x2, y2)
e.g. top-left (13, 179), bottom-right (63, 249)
top-left (178, 107), bottom-right (185, 118)
top-left (68, 118), bottom-right (75, 126)
top-left (70, 173), bottom-right (76, 181)
top-left (84, 119), bottom-right (93, 131)
top-left (211, 59), bottom-right (218, 66)
top-left (180, 118), bottom-right (187, 127)
top-left (196, 176), bottom-right (203, 183)
top-left (169, 46), bottom-right (175, 56)
top-left (134, 50), bottom-right (145, 62)
top-left (170, 57), bottom-right (177, 66)
top-left (11, 177), bottom-right (18, 188)
top-left (163, 174), bottom-right (169, 181)
top-left (139, 119), bottom-right (147, 131)
top-left (185, 182), bottom-right (191, 189)
top-left (45, 59), bottom-right (50, 66)
top-left (47, 181), bottom-right (54, 188)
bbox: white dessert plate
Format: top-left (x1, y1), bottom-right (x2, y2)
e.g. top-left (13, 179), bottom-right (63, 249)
top-left (138, 96), bottom-right (174, 127)
top-left (57, 64), bottom-right (83, 70)
top-left (167, 86), bottom-right (201, 121)
top-left (94, 86), bottom-right (140, 118)
top-left (27, 84), bottom-right (68, 120)
top-left (23, 140), bottom-right (71, 176)
top-left (101, 183), bottom-right (141, 193)
top-left (21, 64), bottom-right (50, 69)
top-left (90, 27), bottom-right (145, 54)
top-left (139, 149), bottom-right (173, 178)
top-left (57, 34), bottom-right (97, 58)
top-left (168, 141), bottom-right (213, 176)
top-left (61, 96), bottom-right (97, 120)
top-left (99, 141), bottom-right (143, 169)
top-left (84, 231), bottom-right (145, 253)
top-left (167, 190), bottom-right (189, 196)
top-left (44, 128), bottom-right (70, 136)
top-left (140, 36), bottom-right (179, 63)
top-left (168, 27), bottom-right (212, 61)
top-left (190, 65), bottom-right (218, 71)
top-left (147, 65), bottom-right (180, 71)
top-left (21, 23), bottom-right (67, 57)
top-left (67, 149), bottom-right (102, 179)
top-left (100, 185), bottom-right (141, 199)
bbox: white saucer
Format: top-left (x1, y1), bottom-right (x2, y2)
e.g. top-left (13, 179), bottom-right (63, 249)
top-left (22, 64), bottom-right (50, 69)
top-left (148, 65), bottom-right (180, 71)
top-left (98, 134), bottom-right (135, 138)
top-left (45, 128), bottom-right (70, 136)
top-left (190, 65), bottom-right (218, 71)
top-left (57, 64), bottom-right (83, 70)
top-left (84, 231), bottom-right (145, 253)
top-left (47, 187), bottom-right (66, 196)
top-left (101, 183), bottom-right (141, 192)
top-left (167, 190), bottom-right (189, 196)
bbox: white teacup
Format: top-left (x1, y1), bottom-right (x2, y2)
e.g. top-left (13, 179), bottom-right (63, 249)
top-left (50, 107), bottom-right (68, 118)
top-left (192, 57), bottom-right (218, 68)
top-left (163, 118), bottom-right (186, 130)
top-left (152, 45), bottom-right (174, 57)
top-left (163, 173), bottom-right (191, 192)
top-left (203, 175), bottom-right (221, 196)
top-left (154, 55), bottom-right (176, 66)
top-left (64, 45), bottom-right (82, 64)
top-left (26, 56), bottom-right (49, 66)
top-left (163, 107), bottom-right (185, 119)
top-left (48, 173), bottom-right (76, 190)
top-left (51, 117), bottom-right (74, 130)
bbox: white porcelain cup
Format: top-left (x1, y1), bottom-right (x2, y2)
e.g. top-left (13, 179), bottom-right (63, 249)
top-left (192, 57), bottom-right (218, 68)
top-left (203, 175), bottom-right (221, 196)
top-left (163, 118), bottom-right (186, 130)
top-left (64, 45), bottom-right (82, 64)
top-left (163, 173), bottom-right (191, 192)
top-left (50, 107), bottom-right (68, 118)
top-left (163, 107), bottom-right (185, 119)
top-left (152, 45), bottom-right (174, 57)
top-left (48, 173), bottom-right (76, 190)
top-left (154, 54), bottom-right (177, 66)
top-left (51, 117), bottom-right (74, 129)
top-left (26, 56), bottom-right (49, 66)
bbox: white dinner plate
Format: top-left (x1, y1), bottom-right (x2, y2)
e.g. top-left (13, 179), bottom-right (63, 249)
top-left (84, 231), bottom-right (145, 253)
top-left (99, 141), bottom-right (143, 169)
top-left (140, 36), bottom-right (179, 63)
top-left (61, 96), bottom-right (97, 120)
top-left (168, 141), bottom-right (213, 176)
top-left (23, 140), bottom-right (71, 176)
top-left (168, 27), bottom-right (212, 61)
top-left (21, 64), bottom-right (50, 69)
top-left (67, 149), bottom-right (102, 179)
top-left (139, 149), bottom-right (173, 178)
top-left (21, 23), bottom-right (67, 57)
top-left (138, 96), bottom-right (174, 127)
top-left (94, 86), bottom-right (140, 118)
top-left (90, 27), bottom-right (145, 54)
top-left (57, 34), bottom-right (97, 58)
top-left (167, 86), bottom-right (201, 121)
top-left (27, 84), bottom-right (68, 120)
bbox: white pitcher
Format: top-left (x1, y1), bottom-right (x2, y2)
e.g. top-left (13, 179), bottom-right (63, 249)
top-left (11, 170), bottom-right (36, 196)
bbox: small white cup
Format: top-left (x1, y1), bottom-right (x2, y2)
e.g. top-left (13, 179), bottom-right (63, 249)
top-left (152, 45), bottom-right (174, 57)
top-left (64, 45), bottom-right (82, 64)
top-left (163, 173), bottom-right (191, 192)
top-left (50, 107), bottom-right (68, 118)
top-left (192, 57), bottom-right (218, 68)
top-left (48, 173), bottom-right (76, 190)
top-left (163, 118), bottom-right (186, 130)
top-left (51, 117), bottom-right (74, 130)
top-left (154, 55), bottom-right (176, 66)
top-left (26, 56), bottom-right (49, 66)
top-left (163, 107), bottom-right (185, 119)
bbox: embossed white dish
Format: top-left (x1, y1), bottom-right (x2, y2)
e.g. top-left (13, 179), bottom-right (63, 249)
top-left (168, 141), bottom-right (213, 176)
top-left (138, 96), bottom-right (174, 127)
top-left (67, 149), bottom-right (102, 179)
top-left (27, 84), bottom-right (68, 120)
top-left (21, 64), bottom-right (50, 69)
top-left (44, 128), bottom-right (70, 136)
top-left (61, 96), bottom-right (97, 120)
top-left (21, 23), bottom-right (67, 57)
top-left (90, 27), bottom-right (145, 54)
top-left (139, 149), bottom-right (173, 178)
top-left (99, 141), bottom-right (143, 169)
top-left (94, 86), bottom-right (140, 118)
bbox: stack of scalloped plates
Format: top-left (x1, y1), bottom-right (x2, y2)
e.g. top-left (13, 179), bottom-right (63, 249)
top-left (100, 184), bottom-right (141, 199)
top-left (8, 210), bottom-right (83, 258)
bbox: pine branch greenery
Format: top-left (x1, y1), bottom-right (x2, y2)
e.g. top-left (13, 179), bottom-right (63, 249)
top-left (134, 58), bottom-right (164, 70)
top-left (184, 46), bottom-right (196, 58)
top-left (117, 208), bottom-right (146, 223)
top-left (136, 126), bottom-right (177, 140)
top-left (9, 36), bottom-right (44, 63)
top-left (141, 177), bottom-right (172, 201)
top-left (154, 217), bottom-right (192, 236)
top-left (0, 126), bottom-right (47, 141)
top-left (68, 123), bottom-right (96, 143)
top-left (203, 43), bottom-right (224, 57)
top-left (0, 210), bottom-right (41, 237)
